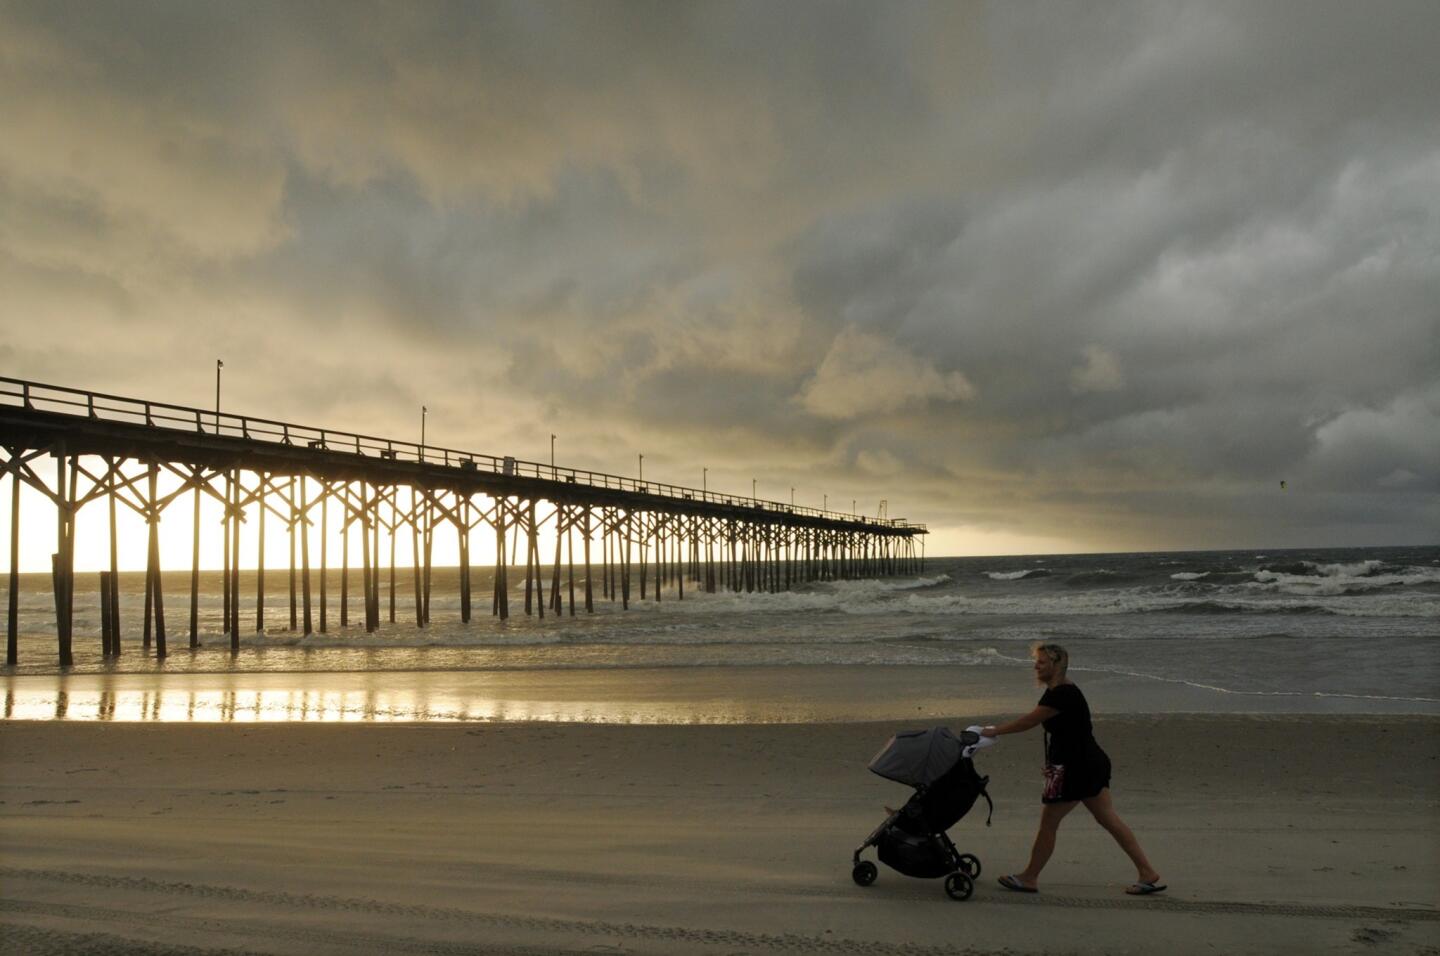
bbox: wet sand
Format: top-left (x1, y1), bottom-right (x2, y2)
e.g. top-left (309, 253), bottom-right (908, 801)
top-left (2, 712), bottom-right (1437, 955)
top-left (7, 664), bottom-right (1436, 725)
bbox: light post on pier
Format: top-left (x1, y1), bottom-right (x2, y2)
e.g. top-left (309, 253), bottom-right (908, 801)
top-left (214, 359), bottom-right (223, 432)
top-left (638, 453), bottom-right (644, 484)
top-left (703, 467), bottom-right (707, 495)
top-left (752, 478), bottom-right (757, 502)
top-left (824, 494), bottom-right (828, 512)
top-left (420, 406), bottom-right (427, 462)
top-left (550, 433), bottom-right (556, 479)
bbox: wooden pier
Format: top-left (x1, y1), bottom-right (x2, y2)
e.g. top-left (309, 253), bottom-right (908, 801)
top-left (0, 377), bottom-right (927, 666)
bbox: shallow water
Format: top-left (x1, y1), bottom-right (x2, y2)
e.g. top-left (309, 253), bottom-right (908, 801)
top-left (3, 546), bottom-right (1437, 718)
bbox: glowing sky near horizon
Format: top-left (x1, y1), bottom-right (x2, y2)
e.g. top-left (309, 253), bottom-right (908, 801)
top-left (1, 1), bottom-right (1437, 569)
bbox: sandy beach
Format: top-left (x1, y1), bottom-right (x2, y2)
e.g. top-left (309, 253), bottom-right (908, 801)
top-left (3, 705), bottom-right (1437, 955)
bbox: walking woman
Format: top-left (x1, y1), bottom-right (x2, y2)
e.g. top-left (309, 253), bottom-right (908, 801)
top-left (980, 643), bottom-right (1165, 895)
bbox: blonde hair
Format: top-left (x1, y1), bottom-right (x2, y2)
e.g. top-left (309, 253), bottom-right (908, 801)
top-left (1032, 642), bottom-right (1069, 678)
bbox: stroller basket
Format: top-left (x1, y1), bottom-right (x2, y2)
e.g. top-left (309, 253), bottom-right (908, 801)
top-left (878, 829), bottom-right (954, 879)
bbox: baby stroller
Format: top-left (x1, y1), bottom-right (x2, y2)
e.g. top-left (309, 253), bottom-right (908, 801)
top-left (851, 726), bottom-right (994, 901)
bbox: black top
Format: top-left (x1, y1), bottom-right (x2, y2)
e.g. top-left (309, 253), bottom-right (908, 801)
top-left (1038, 682), bottom-right (1096, 766)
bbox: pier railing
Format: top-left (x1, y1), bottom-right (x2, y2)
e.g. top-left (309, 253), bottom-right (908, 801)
top-left (0, 377), bottom-right (923, 532)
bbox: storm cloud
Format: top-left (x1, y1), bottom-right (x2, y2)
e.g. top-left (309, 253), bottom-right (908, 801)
top-left (1, 0), bottom-right (1435, 553)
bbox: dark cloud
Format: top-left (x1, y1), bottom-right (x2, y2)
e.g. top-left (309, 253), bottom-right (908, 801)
top-left (0, 0), bottom-right (1435, 552)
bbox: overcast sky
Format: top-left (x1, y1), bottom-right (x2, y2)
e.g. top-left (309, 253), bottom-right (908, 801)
top-left (1, 0), bottom-right (1436, 556)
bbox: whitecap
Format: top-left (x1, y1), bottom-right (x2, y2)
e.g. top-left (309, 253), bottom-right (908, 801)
top-left (1250, 564), bottom-right (1440, 596)
top-left (1313, 559), bottom-right (1386, 578)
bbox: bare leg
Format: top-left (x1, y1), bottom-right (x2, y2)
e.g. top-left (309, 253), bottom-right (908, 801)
top-left (1081, 789), bottom-right (1161, 884)
top-left (1013, 800), bottom-right (1078, 887)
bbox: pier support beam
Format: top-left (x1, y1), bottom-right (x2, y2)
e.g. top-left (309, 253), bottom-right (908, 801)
top-left (412, 488), bottom-right (424, 627)
top-left (300, 475), bottom-right (313, 635)
top-left (228, 468), bottom-right (241, 649)
top-left (319, 480), bottom-right (329, 633)
top-left (288, 477), bottom-right (298, 631)
top-left (422, 493), bottom-right (433, 625)
top-left (103, 457), bottom-right (120, 656)
top-left (222, 470), bottom-right (231, 637)
top-left (145, 461), bottom-right (167, 659)
top-left (494, 499), bottom-right (509, 620)
top-left (189, 467), bottom-right (200, 648)
top-left (583, 507), bottom-right (593, 613)
top-left (6, 449), bottom-right (18, 665)
top-left (388, 487), bottom-right (398, 624)
top-left (99, 570), bottom-right (113, 656)
top-left (360, 482), bottom-right (376, 633)
top-left (255, 473), bottom-right (266, 633)
top-left (457, 496), bottom-right (471, 623)
top-left (340, 483), bottom-right (349, 629)
top-left (54, 445), bottom-right (76, 667)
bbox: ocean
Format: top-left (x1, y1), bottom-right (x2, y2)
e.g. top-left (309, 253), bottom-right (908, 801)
top-left (3, 546), bottom-right (1437, 721)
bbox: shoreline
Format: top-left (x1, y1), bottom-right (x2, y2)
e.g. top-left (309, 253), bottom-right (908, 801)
top-left (6, 663), bottom-right (1439, 723)
top-left (3, 715), bottom-right (1437, 955)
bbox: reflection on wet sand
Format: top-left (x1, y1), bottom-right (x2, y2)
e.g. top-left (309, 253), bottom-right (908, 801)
top-left (1, 671), bottom-right (876, 724)
top-left (2, 667), bottom-right (1044, 725)
top-left (3, 686), bottom-right (629, 723)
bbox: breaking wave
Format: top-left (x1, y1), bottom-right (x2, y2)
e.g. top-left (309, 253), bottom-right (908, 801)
top-left (1249, 561), bottom-right (1440, 597)
top-left (985, 569), bottom-right (1050, 581)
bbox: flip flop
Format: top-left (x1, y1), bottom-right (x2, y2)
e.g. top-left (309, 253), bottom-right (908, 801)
top-left (1126, 880), bottom-right (1167, 896)
top-left (998, 875), bottom-right (1038, 893)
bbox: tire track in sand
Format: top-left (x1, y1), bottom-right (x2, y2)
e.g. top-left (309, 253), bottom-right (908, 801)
top-left (0, 881), bottom-right (978, 956)
top-left (3, 865), bottom-right (1436, 956)
top-left (0, 919), bottom-right (271, 956)
top-left (5, 900), bottom-right (634, 956)
top-left (973, 888), bottom-right (1438, 921)
top-left (7, 865), bottom-right (1437, 924)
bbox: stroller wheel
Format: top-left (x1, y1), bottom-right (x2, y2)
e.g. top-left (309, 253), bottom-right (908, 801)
top-left (958, 853), bottom-right (982, 879)
top-left (944, 871), bottom-right (974, 901)
top-left (852, 861), bottom-right (878, 887)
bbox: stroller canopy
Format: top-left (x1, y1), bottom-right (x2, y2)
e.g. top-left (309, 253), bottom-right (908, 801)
top-left (868, 727), bottom-right (979, 788)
